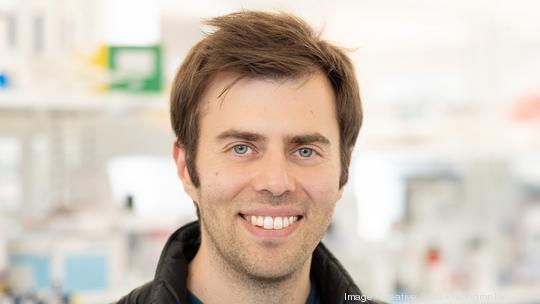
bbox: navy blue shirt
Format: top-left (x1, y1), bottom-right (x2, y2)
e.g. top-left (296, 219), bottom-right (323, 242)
top-left (187, 283), bottom-right (319, 304)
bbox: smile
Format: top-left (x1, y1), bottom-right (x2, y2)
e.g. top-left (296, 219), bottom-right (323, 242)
top-left (240, 214), bottom-right (302, 230)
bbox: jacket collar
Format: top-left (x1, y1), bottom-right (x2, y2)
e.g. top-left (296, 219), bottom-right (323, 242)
top-left (150, 221), bottom-right (363, 303)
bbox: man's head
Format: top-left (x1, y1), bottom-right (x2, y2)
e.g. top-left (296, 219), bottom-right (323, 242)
top-left (171, 11), bottom-right (362, 193)
top-left (171, 11), bottom-right (362, 282)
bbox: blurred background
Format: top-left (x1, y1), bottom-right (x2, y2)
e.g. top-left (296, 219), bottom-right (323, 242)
top-left (1, 0), bottom-right (540, 303)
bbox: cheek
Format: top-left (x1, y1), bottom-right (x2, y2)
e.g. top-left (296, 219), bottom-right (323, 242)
top-left (297, 165), bottom-right (341, 205)
top-left (199, 161), bottom-right (253, 202)
top-left (299, 159), bottom-right (341, 186)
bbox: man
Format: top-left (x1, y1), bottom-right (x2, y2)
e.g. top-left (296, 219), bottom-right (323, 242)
top-left (118, 11), bottom-right (383, 304)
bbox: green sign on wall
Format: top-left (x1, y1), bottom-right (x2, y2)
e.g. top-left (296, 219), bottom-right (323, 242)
top-left (108, 45), bottom-right (162, 93)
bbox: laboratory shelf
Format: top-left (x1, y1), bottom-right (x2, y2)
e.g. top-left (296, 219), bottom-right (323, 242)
top-left (0, 92), bottom-right (168, 112)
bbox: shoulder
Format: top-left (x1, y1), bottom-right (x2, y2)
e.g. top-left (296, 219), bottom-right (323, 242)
top-left (114, 281), bottom-right (154, 304)
top-left (311, 243), bottom-right (388, 304)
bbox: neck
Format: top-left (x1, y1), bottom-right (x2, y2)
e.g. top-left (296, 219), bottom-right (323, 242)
top-left (188, 232), bottom-right (312, 304)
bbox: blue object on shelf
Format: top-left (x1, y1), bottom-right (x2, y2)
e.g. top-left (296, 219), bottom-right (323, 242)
top-left (9, 255), bottom-right (52, 290)
top-left (64, 254), bottom-right (108, 292)
top-left (0, 73), bottom-right (8, 88)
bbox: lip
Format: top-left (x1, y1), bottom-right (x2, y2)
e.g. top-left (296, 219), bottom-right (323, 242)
top-left (238, 214), bottom-right (303, 239)
top-left (239, 207), bottom-right (304, 217)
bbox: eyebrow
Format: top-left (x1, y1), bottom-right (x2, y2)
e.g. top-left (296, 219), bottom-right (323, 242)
top-left (216, 129), bottom-right (331, 146)
top-left (286, 133), bottom-right (330, 146)
top-left (216, 130), bottom-right (263, 142)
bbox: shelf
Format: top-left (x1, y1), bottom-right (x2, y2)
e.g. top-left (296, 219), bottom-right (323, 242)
top-left (0, 91), bottom-right (168, 112)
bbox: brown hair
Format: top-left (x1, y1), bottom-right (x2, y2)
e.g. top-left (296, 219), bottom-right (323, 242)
top-left (171, 11), bottom-right (362, 192)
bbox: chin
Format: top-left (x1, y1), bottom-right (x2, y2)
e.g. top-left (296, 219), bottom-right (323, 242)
top-left (243, 265), bottom-right (298, 283)
top-left (236, 251), bottom-right (309, 283)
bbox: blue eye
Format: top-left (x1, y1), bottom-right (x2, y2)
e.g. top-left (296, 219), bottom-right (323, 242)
top-left (298, 148), bottom-right (314, 157)
top-left (233, 145), bottom-right (250, 154)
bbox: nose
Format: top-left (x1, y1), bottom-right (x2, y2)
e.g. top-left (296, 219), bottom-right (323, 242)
top-left (251, 152), bottom-right (296, 197)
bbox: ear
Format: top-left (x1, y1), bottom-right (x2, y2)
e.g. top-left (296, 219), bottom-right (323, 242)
top-left (337, 183), bottom-right (346, 202)
top-left (337, 147), bottom-right (354, 201)
top-left (173, 141), bottom-right (199, 201)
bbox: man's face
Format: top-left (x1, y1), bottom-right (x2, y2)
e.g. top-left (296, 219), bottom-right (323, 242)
top-left (176, 72), bottom-right (344, 280)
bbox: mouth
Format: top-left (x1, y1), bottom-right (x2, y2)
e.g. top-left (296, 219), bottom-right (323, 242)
top-left (239, 213), bottom-right (304, 230)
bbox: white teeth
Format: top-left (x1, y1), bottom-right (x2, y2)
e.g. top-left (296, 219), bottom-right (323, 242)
top-left (263, 216), bottom-right (273, 229)
top-left (244, 215), bottom-right (300, 230)
top-left (273, 217), bottom-right (283, 229)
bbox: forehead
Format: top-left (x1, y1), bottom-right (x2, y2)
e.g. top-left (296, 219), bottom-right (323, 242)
top-left (198, 71), bottom-right (339, 140)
